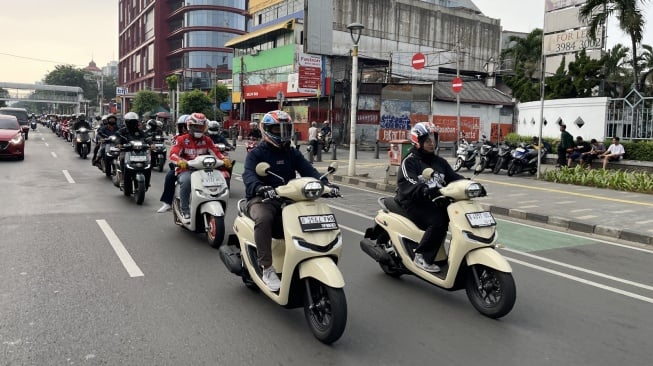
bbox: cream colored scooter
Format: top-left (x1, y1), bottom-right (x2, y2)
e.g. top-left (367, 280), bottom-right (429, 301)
top-left (360, 168), bottom-right (516, 318)
top-left (219, 162), bottom-right (347, 344)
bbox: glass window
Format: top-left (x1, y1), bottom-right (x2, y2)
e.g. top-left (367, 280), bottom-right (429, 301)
top-left (184, 10), bottom-right (245, 30)
top-left (145, 9), bottom-right (154, 40)
top-left (147, 43), bottom-right (154, 70)
top-left (183, 51), bottom-right (233, 69)
top-left (184, 31), bottom-right (238, 47)
top-left (185, 0), bottom-right (245, 7)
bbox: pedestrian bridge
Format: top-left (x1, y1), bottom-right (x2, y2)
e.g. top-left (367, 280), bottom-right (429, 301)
top-left (0, 82), bottom-right (84, 105)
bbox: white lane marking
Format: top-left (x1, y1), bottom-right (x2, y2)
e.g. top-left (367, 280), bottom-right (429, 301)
top-left (635, 219), bottom-right (653, 225)
top-left (51, 152), bottom-right (57, 158)
top-left (339, 224), bottom-right (364, 236)
top-left (329, 204), bottom-right (375, 221)
top-left (62, 170), bottom-right (75, 184)
top-left (95, 220), bottom-right (144, 278)
top-left (576, 215), bottom-right (598, 220)
top-left (518, 205), bottom-right (538, 209)
top-left (45, 143), bottom-right (49, 147)
top-left (506, 257), bottom-right (653, 304)
top-left (557, 201), bottom-right (575, 204)
top-left (517, 200), bottom-right (539, 204)
top-left (41, 137), bottom-right (45, 141)
top-left (570, 208), bottom-right (592, 213)
top-left (503, 248), bottom-right (653, 291)
top-left (613, 209), bottom-right (634, 214)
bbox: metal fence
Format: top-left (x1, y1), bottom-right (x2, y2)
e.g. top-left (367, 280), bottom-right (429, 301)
top-left (606, 89), bottom-right (653, 140)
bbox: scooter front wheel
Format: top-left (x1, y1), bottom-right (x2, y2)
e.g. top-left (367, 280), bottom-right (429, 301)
top-left (465, 265), bottom-right (516, 319)
top-left (304, 279), bottom-right (347, 344)
top-left (492, 158), bottom-right (503, 174)
top-left (206, 214), bottom-right (225, 248)
top-left (135, 179), bottom-right (146, 205)
top-left (453, 157), bottom-right (464, 172)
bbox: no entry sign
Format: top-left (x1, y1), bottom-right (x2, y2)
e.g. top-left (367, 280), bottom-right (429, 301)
top-left (452, 77), bottom-right (463, 93)
top-left (412, 53), bottom-right (426, 70)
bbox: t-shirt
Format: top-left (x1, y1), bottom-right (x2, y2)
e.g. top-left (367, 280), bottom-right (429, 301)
top-left (308, 126), bottom-right (318, 141)
top-left (607, 143), bottom-right (625, 156)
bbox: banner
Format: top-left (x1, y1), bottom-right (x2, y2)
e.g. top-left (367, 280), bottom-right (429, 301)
top-left (432, 115), bottom-right (480, 142)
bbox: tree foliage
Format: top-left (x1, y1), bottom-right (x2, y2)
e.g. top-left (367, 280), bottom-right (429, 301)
top-left (131, 90), bottom-right (163, 116)
top-left (179, 89), bottom-right (212, 116)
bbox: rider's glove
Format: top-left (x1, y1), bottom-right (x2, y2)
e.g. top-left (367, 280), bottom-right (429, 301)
top-left (222, 158), bottom-right (232, 169)
top-left (256, 185), bottom-right (277, 200)
top-left (177, 159), bottom-right (188, 169)
top-left (433, 196), bottom-right (450, 209)
top-left (326, 183), bottom-right (340, 197)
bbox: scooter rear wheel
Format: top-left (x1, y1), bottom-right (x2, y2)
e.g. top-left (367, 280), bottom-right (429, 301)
top-left (492, 158), bottom-right (503, 174)
top-left (453, 157), bottom-right (464, 172)
top-left (465, 265), bottom-right (516, 319)
top-left (304, 279), bottom-right (347, 344)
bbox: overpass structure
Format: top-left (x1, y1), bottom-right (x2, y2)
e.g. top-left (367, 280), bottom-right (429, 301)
top-left (0, 82), bottom-right (86, 112)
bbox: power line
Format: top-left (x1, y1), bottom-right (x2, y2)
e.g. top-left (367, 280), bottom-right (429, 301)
top-left (0, 52), bottom-right (84, 67)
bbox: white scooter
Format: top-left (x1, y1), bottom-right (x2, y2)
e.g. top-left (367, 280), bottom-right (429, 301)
top-left (172, 155), bottom-right (229, 248)
top-left (219, 162), bottom-right (347, 344)
top-left (360, 167), bottom-right (516, 318)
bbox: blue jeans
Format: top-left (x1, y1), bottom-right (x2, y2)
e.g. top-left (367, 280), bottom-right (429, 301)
top-left (177, 171), bottom-right (192, 215)
top-left (160, 169), bottom-right (176, 204)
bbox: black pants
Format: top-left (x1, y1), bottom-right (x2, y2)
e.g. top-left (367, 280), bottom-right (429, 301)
top-left (160, 169), bottom-right (176, 204)
top-left (247, 197), bottom-right (284, 267)
top-left (405, 204), bottom-right (449, 264)
top-left (309, 139), bottom-right (318, 156)
top-left (557, 146), bottom-right (567, 166)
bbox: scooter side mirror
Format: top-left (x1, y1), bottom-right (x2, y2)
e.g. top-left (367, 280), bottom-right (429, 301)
top-left (328, 162), bottom-right (338, 174)
top-left (255, 162), bottom-right (271, 177)
top-left (422, 168), bottom-right (434, 178)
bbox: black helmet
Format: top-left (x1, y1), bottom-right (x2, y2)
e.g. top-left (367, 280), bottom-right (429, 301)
top-left (146, 119), bottom-right (157, 130)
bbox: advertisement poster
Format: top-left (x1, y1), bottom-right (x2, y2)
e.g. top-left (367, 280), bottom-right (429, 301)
top-left (432, 115), bottom-right (481, 141)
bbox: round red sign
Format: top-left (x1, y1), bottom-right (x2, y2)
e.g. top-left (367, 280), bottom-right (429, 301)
top-left (452, 77), bottom-right (463, 93)
top-left (412, 53), bottom-right (426, 70)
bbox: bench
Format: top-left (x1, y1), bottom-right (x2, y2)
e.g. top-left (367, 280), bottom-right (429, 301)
top-left (544, 154), bottom-right (653, 173)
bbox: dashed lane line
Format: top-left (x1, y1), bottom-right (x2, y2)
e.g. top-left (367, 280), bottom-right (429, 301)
top-left (96, 220), bottom-right (144, 278)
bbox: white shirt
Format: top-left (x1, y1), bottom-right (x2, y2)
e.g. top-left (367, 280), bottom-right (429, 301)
top-left (308, 126), bottom-right (318, 141)
top-left (607, 143), bottom-right (625, 155)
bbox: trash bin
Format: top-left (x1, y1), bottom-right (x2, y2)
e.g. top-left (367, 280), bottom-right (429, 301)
top-left (388, 140), bottom-right (412, 165)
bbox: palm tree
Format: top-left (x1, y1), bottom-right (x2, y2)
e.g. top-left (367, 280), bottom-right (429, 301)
top-left (501, 29), bottom-right (543, 102)
top-left (638, 44), bottom-right (653, 93)
top-left (579, 0), bottom-right (648, 90)
top-left (600, 43), bottom-right (632, 96)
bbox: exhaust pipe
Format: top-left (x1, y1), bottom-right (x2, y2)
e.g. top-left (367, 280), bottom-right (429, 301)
top-left (360, 238), bottom-right (392, 264)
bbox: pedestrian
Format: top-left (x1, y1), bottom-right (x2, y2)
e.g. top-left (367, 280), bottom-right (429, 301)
top-left (567, 136), bottom-right (591, 167)
top-left (557, 124), bottom-right (573, 168)
top-left (599, 137), bottom-right (625, 169)
top-left (308, 121), bottom-right (318, 158)
top-left (580, 138), bottom-right (606, 167)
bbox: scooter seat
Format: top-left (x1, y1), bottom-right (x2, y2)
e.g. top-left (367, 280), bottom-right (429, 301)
top-left (381, 197), bottom-right (409, 217)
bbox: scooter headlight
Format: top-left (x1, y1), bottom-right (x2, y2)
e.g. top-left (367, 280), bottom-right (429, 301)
top-left (466, 182), bottom-right (485, 198)
top-left (302, 181), bottom-right (324, 199)
top-left (202, 157), bottom-right (217, 169)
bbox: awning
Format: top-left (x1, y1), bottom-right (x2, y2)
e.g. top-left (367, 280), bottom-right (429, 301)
top-left (224, 20), bottom-right (294, 48)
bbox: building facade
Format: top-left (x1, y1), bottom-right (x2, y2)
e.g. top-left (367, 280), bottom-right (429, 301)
top-left (118, 0), bottom-right (246, 95)
top-left (225, 0), bottom-right (508, 142)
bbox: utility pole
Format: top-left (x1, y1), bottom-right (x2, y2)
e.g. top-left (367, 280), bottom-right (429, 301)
top-left (455, 42), bottom-right (461, 151)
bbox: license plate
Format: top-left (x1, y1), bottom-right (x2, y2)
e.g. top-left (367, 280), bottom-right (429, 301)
top-left (465, 211), bottom-right (496, 228)
top-left (202, 177), bottom-right (221, 187)
top-left (155, 144), bottom-right (164, 148)
top-left (298, 214), bottom-right (339, 232)
top-left (129, 155), bottom-right (147, 162)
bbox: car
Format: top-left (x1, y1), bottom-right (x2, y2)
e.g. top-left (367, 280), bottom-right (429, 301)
top-left (0, 107), bottom-right (30, 140)
top-left (0, 114), bottom-right (25, 160)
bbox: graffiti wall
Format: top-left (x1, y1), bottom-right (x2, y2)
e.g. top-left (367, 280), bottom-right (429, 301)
top-left (379, 100), bottom-right (430, 142)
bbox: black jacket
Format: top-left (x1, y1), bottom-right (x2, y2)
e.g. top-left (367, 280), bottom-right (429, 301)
top-left (396, 147), bottom-right (464, 208)
top-left (243, 141), bottom-right (322, 199)
top-left (116, 126), bottom-right (148, 144)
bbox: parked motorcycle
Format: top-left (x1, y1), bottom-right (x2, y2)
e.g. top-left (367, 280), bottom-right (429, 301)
top-left (112, 140), bottom-right (151, 205)
top-left (476, 136), bottom-right (499, 173)
top-left (492, 141), bottom-right (514, 174)
top-left (219, 162), bottom-right (347, 344)
top-left (360, 167), bottom-right (516, 318)
top-left (74, 127), bottom-right (92, 159)
top-left (507, 143), bottom-right (547, 177)
top-left (171, 155), bottom-right (229, 248)
top-left (452, 139), bottom-right (478, 172)
top-left (318, 131), bottom-right (333, 153)
top-left (150, 134), bottom-right (167, 172)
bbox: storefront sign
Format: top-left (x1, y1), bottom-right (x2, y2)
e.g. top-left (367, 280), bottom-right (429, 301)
top-left (432, 115), bottom-right (480, 141)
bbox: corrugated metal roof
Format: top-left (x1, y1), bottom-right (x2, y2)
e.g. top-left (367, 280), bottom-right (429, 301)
top-left (433, 79), bottom-right (513, 105)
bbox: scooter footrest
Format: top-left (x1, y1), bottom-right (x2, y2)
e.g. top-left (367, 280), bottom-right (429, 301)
top-left (219, 244), bottom-right (243, 275)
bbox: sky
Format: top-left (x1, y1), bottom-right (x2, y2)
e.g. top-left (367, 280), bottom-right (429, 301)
top-left (0, 1), bottom-right (650, 85)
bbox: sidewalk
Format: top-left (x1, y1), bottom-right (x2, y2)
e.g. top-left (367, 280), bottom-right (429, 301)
top-left (309, 145), bottom-right (653, 246)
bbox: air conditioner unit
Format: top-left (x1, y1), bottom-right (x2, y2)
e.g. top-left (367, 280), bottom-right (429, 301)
top-left (251, 49), bottom-right (259, 56)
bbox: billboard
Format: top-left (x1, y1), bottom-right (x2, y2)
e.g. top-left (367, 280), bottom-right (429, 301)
top-left (249, 0), bottom-right (283, 14)
top-left (543, 28), bottom-right (603, 55)
top-left (545, 0), bottom-right (585, 12)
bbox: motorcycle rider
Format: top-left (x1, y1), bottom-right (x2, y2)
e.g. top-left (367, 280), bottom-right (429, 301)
top-left (72, 113), bottom-right (91, 131)
top-left (92, 114), bottom-right (119, 165)
top-left (157, 114), bottom-right (189, 213)
top-left (396, 122), bottom-right (465, 273)
top-left (207, 120), bottom-right (234, 149)
top-left (242, 110), bottom-right (339, 291)
top-left (168, 113), bottom-right (231, 223)
top-left (116, 112), bottom-right (151, 189)
top-left (248, 121), bottom-right (262, 140)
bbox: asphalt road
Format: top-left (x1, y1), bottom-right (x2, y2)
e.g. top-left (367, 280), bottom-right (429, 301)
top-left (1, 129), bottom-right (652, 365)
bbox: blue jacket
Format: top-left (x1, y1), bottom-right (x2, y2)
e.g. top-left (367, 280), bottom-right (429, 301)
top-left (243, 141), bottom-right (323, 199)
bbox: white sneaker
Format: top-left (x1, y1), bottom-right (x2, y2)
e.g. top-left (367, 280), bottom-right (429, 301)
top-left (413, 253), bottom-right (440, 273)
top-left (262, 266), bottom-right (281, 291)
top-left (181, 213), bottom-right (191, 224)
top-left (157, 203), bottom-right (171, 213)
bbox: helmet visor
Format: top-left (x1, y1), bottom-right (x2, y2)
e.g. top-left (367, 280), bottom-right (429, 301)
top-left (267, 122), bottom-right (293, 141)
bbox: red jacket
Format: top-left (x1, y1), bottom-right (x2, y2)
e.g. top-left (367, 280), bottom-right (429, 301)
top-left (169, 134), bottom-right (225, 174)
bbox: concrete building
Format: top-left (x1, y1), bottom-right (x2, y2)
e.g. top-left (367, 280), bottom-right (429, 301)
top-left (118, 0), bottom-right (246, 94)
top-left (225, 0), bottom-right (511, 142)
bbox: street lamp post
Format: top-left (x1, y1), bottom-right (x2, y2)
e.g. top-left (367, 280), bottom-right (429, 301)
top-left (347, 22), bottom-right (364, 177)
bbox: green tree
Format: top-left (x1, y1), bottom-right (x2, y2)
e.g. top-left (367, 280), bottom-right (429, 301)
top-left (638, 44), bottom-right (653, 94)
top-left (131, 90), bottom-right (163, 116)
top-left (44, 65), bottom-right (96, 107)
top-left (208, 83), bottom-right (230, 120)
top-left (501, 29), bottom-right (543, 102)
top-left (599, 43), bottom-right (632, 97)
top-left (179, 89), bottom-right (212, 116)
top-left (567, 49), bottom-right (604, 97)
top-left (579, 0), bottom-right (649, 90)
top-left (545, 57), bottom-right (577, 99)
